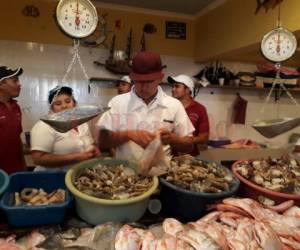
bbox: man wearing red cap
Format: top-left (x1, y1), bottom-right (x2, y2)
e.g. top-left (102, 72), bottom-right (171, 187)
top-left (0, 66), bottom-right (25, 174)
top-left (97, 51), bottom-right (194, 161)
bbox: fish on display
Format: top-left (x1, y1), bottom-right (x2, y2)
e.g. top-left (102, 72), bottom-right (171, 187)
top-left (11, 222), bottom-right (121, 250)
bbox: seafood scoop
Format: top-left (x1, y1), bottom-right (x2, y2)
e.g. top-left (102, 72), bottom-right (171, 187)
top-left (41, 105), bottom-right (110, 133)
top-left (252, 117), bottom-right (300, 138)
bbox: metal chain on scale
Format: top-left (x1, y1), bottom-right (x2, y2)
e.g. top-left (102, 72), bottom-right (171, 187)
top-left (258, 63), bottom-right (300, 117)
top-left (50, 39), bottom-right (91, 106)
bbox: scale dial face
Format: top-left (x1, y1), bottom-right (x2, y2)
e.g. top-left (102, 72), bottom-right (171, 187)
top-left (261, 27), bottom-right (297, 62)
top-left (56, 0), bottom-right (98, 38)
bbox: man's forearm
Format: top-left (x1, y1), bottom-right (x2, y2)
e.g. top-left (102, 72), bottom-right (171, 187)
top-left (193, 132), bottom-right (209, 145)
top-left (98, 129), bottom-right (130, 149)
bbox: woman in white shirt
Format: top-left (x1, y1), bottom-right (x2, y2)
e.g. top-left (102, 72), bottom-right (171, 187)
top-left (31, 86), bottom-right (100, 171)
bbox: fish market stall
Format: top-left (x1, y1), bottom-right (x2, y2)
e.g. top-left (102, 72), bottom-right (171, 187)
top-left (200, 147), bottom-right (290, 164)
top-left (0, 197), bottom-right (300, 250)
top-left (1, 151), bottom-right (300, 249)
top-left (3, 1), bottom-right (300, 250)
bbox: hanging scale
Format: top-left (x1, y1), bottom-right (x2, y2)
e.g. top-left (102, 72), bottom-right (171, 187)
top-left (40, 0), bottom-right (109, 133)
top-left (252, 3), bottom-right (300, 138)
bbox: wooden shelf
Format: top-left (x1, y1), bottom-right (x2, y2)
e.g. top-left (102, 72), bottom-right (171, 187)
top-left (199, 84), bottom-right (300, 93)
top-left (90, 77), bottom-right (119, 83)
top-left (89, 77), bottom-right (300, 93)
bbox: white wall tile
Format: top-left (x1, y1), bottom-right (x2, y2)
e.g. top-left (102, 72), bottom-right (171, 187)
top-left (1, 40), bottom-right (300, 147)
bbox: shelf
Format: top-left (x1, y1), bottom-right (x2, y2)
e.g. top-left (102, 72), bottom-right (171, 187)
top-left (199, 84), bottom-right (300, 93)
top-left (89, 77), bottom-right (300, 93)
top-left (89, 77), bottom-right (119, 88)
top-left (90, 77), bottom-right (119, 83)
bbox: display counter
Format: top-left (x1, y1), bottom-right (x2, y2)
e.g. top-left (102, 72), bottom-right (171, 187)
top-left (25, 147), bottom-right (290, 168)
top-left (198, 147), bottom-right (290, 164)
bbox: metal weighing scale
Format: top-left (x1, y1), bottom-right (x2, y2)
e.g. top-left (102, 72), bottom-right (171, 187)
top-left (41, 0), bottom-right (109, 132)
top-left (252, 4), bottom-right (300, 138)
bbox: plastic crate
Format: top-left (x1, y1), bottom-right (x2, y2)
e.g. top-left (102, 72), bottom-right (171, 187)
top-left (0, 171), bottom-right (73, 227)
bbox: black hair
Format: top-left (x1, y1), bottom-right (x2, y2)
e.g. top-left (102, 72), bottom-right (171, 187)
top-left (48, 86), bottom-right (76, 104)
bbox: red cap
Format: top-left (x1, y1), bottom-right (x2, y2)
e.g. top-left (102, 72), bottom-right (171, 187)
top-left (130, 51), bottom-right (164, 81)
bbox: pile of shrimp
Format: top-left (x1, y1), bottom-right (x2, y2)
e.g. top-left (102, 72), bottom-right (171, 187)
top-left (115, 198), bottom-right (300, 250)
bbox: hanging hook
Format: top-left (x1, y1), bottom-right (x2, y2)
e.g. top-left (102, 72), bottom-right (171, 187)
top-left (276, 3), bottom-right (281, 27)
top-left (274, 89), bottom-right (279, 102)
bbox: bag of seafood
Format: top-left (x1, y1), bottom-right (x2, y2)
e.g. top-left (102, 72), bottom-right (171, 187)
top-left (232, 157), bottom-right (300, 205)
top-left (65, 158), bottom-right (159, 225)
top-left (159, 155), bottom-right (240, 221)
top-left (139, 133), bottom-right (171, 176)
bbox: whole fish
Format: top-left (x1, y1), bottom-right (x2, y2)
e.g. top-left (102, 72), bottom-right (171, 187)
top-left (66, 223), bottom-right (122, 250)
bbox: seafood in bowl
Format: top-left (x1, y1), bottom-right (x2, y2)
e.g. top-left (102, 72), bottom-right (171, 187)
top-left (232, 157), bottom-right (300, 205)
top-left (0, 171), bottom-right (72, 227)
top-left (234, 157), bottom-right (300, 194)
top-left (74, 163), bottom-right (153, 200)
top-left (15, 188), bottom-right (65, 206)
top-left (163, 154), bottom-right (236, 193)
top-left (159, 155), bottom-right (240, 220)
top-left (65, 158), bottom-right (159, 225)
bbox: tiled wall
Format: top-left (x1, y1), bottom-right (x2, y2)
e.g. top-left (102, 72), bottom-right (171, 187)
top-left (1, 40), bottom-right (300, 147)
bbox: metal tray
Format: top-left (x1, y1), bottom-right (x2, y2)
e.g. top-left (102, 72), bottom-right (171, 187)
top-left (252, 117), bottom-right (300, 138)
top-left (41, 105), bottom-right (109, 133)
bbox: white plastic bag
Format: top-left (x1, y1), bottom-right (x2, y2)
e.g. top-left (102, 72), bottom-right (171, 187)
top-left (139, 133), bottom-right (170, 176)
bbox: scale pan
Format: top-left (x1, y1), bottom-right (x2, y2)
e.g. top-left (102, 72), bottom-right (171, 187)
top-left (252, 117), bottom-right (300, 138)
top-left (41, 105), bottom-right (110, 133)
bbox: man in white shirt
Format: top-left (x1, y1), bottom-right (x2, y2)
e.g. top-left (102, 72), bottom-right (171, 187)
top-left (97, 51), bottom-right (194, 161)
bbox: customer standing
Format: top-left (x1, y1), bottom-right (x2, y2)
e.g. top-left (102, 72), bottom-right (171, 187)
top-left (0, 66), bottom-right (25, 174)
top-left (97, 51), bottom-right (194, 161)
top-left (169, 74), bottom-right (209, 156)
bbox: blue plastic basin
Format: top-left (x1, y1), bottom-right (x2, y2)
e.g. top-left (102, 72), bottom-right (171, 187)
top-left (0, 169), bottom-right (9, 197)
top-left (160, 158), bottom-right (240, 221)
top-left (0, 171), bottom-right (73, 227)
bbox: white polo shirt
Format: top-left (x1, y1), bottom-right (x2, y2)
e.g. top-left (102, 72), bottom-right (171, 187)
top-left (97, 86), bottom-right (194, 161)
top-left (31, 121), bottom-right (94, 171)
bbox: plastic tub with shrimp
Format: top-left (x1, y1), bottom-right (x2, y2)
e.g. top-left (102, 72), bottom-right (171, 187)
top-left (159, 157), bottom-right (240, 221)
top-left (65, 158), bottom-right (159, 225)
